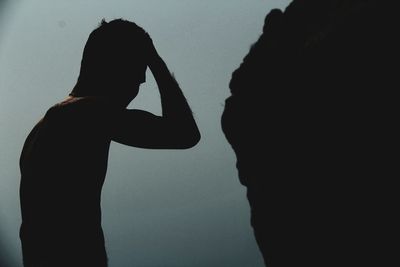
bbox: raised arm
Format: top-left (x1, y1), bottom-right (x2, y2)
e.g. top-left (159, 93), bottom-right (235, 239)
top-left (110, 37), bottom-right (200, 149)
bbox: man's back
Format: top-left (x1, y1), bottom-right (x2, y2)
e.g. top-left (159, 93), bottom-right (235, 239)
top-left (20, 97), bottom-right (111, 266)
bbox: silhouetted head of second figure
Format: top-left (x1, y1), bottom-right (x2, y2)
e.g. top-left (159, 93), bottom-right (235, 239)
top-left (71, 19), bottom-right (149, 106)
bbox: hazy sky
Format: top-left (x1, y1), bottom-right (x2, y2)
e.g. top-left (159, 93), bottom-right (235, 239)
top-left (0, 1), bottom-right (291, 266)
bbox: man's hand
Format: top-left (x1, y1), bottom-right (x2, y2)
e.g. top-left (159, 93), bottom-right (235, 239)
top-left (144, 33), bottom-right (161, 69)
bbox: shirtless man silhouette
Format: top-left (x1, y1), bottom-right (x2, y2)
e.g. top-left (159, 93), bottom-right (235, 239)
top-left (19, 19), bottom-right (200, 267)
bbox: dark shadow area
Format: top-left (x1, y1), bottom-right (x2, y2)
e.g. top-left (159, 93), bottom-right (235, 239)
top-left (19, 19), bottom-right (200, 267)
top-left (0, 0), bottom-right (11, 28)
top-left (0, 232), bottom-right (14, 267)
top-left (0, 243), bottom-right (9, 267)
top-left (0, 0), bottom-right (10, 15)
top-left (221, 1), bottom-right (396, 266)
top-left (0, 0), bottom-right (10, 41)
top-left (0, 256), bottom-right (8, 267)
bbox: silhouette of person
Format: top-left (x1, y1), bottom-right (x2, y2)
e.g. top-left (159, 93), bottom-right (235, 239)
top-left (222, 1), bottom-right (395, 266)
top-left (19, 19), bottom-right (200, 267)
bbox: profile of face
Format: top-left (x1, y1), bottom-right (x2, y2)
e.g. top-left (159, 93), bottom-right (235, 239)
top-left (106, 52), bottom-right (147, 108)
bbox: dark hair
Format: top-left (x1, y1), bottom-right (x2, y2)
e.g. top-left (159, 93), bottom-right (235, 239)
top-left (71, 19), bottom-right (148, 97)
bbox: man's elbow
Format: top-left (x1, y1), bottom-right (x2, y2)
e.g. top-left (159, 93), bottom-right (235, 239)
top-left (177, 128), bottom-right (201, 149)
top-left (191, 128), bottom-right (201, 147)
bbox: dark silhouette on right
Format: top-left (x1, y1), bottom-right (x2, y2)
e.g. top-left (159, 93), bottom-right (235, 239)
top-left (222, 1), bottom-right (396, 266)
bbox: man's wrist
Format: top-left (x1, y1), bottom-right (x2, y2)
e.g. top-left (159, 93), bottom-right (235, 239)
top-left (149, 52), bottom-right (162, 63)
top-left (148, 54), bottom-right (165, 71)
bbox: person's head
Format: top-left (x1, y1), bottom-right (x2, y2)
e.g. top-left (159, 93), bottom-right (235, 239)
top-left (71, 19), bottom-right (149, 106)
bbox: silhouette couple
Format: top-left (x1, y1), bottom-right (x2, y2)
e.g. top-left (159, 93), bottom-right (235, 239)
top-left (20, 1), bottom-right (394, 265)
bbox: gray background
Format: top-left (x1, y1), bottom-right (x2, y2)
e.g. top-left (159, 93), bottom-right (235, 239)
top-left (0, 1), bottom-right (291, 266)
